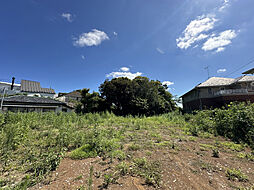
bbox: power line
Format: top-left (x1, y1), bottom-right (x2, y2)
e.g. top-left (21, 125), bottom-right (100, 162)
top-left (204, 66), bottom-right (210, 79)
top-left (224, 58), bottom-right (254, 77)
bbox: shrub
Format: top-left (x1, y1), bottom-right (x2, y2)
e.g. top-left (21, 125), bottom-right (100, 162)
top-left (69, 144), bottom-right (97, 159)
top-left (131, 158), bottom-right (161, 187)
top-left (226, 168), bottom-right (248, 182)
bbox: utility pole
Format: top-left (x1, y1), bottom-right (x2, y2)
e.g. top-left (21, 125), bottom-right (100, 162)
top-left (204, 66), bottom-right (210, 79)
top-left (0, 87), bottom-right (6, 111)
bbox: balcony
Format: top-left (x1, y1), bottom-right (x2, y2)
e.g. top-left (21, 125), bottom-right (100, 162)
top-left (214, 89), bottom-right (249, 96)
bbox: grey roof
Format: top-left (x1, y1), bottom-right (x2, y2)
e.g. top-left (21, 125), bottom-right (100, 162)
top-left (0, 95), bottom-right (63, 105)
top-left (197, 77), bottom-right (235, 87)
top-left (21, 80), bottom-right (55, 94)
top-left (65, 91), bottom-right (82, 98)
top-left (237, 75), bottom-right (254, 82)
top-left (243, 68), bottom-right (254, 74)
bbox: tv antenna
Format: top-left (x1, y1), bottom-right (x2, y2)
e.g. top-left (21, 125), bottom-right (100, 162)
top-left (204, 66), bottom-right (210, 79)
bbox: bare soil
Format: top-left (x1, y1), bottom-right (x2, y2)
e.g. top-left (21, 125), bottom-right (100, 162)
top-left (30, 136), bottom-right (254, 190)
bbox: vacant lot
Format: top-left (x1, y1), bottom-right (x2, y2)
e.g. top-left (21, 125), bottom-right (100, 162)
top-left (0, 111), bottom-right (254, 190)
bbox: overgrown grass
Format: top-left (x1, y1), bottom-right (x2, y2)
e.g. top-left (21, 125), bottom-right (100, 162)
top-left (189, 102), bottom-right (254, 149)
top-left (0, 111), bottom-right (181, 189)
top-left (1, 103), bottom-right (254, 189)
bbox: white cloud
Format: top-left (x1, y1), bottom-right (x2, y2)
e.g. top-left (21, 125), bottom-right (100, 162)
top-left (113, 31), bottom-right (118, 36)
top-left (106, 72), bottom-right (142, 80)
top-left (176, 15), bottom-right (217, 49)
top-left (202, 30), bottom-right (237, 52)
top-left (62, 13), bottom-right (73, 22)
top-left (81, 55), bottom-right (85, 60)
top-left (162, 81), bottom-right (174, 86)
top-left (216, 47), bottom-right (225, 52)
top-left (73, 29), bottom-right (109, 47)
top-left (120, 67), bottom-right (129, 72)
top-left (219, 0), bottom-right (230, 12)
top-left (156, 48), bottom-right (165, 54)
top-left (217, 68), bottom-right (227, 73)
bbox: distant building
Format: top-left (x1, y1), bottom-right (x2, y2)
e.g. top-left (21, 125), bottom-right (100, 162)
top-left (181, 73), bottom-right (254, 113)
top-left (20, 80), bottom-right (55, 98)
top-left (0, 95), bottom-right (73, 113)
top-left (57, 90), bottom-right (82, 102)
top-left (0, 81), bottom-right (21, 95)
top-left (0, 79), bottom-right (55, 98)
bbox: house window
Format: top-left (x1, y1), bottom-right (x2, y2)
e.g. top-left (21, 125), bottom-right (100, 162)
top-left (208, 88), bottom-right (212, 94)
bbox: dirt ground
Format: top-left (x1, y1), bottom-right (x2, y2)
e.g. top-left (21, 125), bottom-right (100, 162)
top-left (30, 136), bottom-right (254, 190)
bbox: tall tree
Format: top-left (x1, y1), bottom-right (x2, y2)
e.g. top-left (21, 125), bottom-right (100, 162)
top-left (99, 76), bottom-right (176, 116)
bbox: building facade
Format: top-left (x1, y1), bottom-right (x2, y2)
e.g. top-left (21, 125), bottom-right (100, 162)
top-left (182, 75), bottom-right (254, 113)
top-left (0, 79), bottom-right (56, 98)
top-left (0, 95), bottom-right (73, 113)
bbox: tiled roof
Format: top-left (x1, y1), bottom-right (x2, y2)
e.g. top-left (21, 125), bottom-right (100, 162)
top-left (65, 91), bottom-right (82, 97)
top-left (237, 75), bottom-right (254, 82)
top-left (21, 80), bottom-right (55, 94)
top-left (0, 95), bottom-right (63, 104)
top-left (197, 77), bottom-right (235, 87)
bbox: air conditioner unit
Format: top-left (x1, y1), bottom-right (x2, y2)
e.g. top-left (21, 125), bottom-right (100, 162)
top-left (251, 82), bottom-right (254, 86)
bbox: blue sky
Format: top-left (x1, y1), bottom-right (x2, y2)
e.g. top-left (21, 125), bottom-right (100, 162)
top-left (1, 0), bottom-right (254, 96)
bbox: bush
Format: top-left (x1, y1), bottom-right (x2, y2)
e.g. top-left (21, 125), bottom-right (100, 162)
top-left (190, 102), bottom-right (254, 149)
top-left (226, 168), bottom-right (248, 182)
top-left (69, 144), bottom-right (97, 159)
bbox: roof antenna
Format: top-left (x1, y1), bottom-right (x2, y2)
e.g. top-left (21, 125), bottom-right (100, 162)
top-left (204, 66), bottom-right (210, 79)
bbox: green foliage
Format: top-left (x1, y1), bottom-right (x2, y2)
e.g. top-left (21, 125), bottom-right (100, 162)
top-left (80, 88), bottom-right (106, 114)
top-left (131, 157), bottom-right (161, 187)
top-left (226, 168), bottom-right (248, 182)
top-left (0, 113), bottom-right (4, 127)
top-left (212, 149), bottom-right (219, 158)
top-left (69, 144), bottom-right (97, 159)
top-left (190, 102), bottom-right (254, 149)
top-left (99, 76), bottom-right (176, 116)
top-left (127, 143), bottom-right (141, 151)
top-left (116, 162), bottom-right (129, 176)
top-left (111, 150), bottom-right (126, 161)
top-left (88, 166), bottom-right (93, 190)
top-left (102, 173), bottom-right (118, 188)
top-left (237, 152), bottom-right (254, 161)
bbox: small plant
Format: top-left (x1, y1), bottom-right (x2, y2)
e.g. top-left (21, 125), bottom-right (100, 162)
top-left (87, 166), bottom-right (93, 190)
top-left (116, 162), bottom-right (129, 176)
top-left (131, 157), bottom-right (161, 187)
top-left (219, 142), bottom-right (244, 152)
top-left (212, 149), bottom-right (219, 158)
top-left (77, 185), bottom-right (85, 190)
top-left (74, 175), bottom-right (83, 181)
top-left (127, 143), bottom-right (140, 151)
top-left (111, 150), bottom-right (126, 161)
top-left (102, 173), bottom-right (118, 188)
top-left (226, 168), bottom-right (248, 182)
top-left (237, 152), bottom-right (254, 161)
top-left (69, 144), bottom-right (97, 159)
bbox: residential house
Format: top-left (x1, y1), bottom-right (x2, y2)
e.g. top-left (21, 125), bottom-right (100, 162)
top-left (20, 80), bottom-right (55, 98)
top-left (0, 79), bottom-right (56, 98)
top-left (57, 90), bottom-right (82, 102)
top-left (0, 81), bottom-right (21, 95)
top-left (0, 95), bottom-right (73, 113)
top-left (181, 73), bottom-right (254, 113)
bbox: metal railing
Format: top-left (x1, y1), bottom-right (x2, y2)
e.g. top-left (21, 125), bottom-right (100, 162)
top-left (214, 89), bottom-right (248, 96)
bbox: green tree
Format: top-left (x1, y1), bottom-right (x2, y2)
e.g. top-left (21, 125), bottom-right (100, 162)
top-left (80, 88), bottom-right (106, 113)
top-left (99, 76), bottom-right (176, 116)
